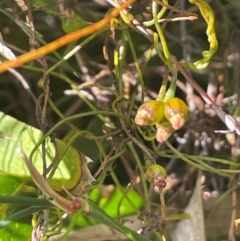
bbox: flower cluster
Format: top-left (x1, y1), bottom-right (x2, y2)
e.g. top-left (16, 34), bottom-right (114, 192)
top-left (135, 97), bottom-right (188, 142)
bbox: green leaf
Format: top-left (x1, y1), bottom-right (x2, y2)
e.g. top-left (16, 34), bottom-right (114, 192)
top-left (0, 206), bottom-right (45, 228)
top-left (0, 111), bottom-right (93, 193)
top-left (75, 187), bottom-right (143, 227)
top-left (88, 201), bottom-right (152, 241)
top-left (0, 173), bottom-right (38, 220)
top-left (0, 221), bottom-right (32, 241)
top-left (62, 8), bottom-right (89, 33)
top-left (99, 188), bottom-right (143, 217)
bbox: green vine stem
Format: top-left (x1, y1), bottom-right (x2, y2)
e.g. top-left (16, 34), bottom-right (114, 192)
top-left (152, 1), bottom-right (172, 67)
top-left (187, 0), bottom-right (218, 69)
top-left (163, 71), bottom-right (178, 102)
top-left (157, 68), bottom-right (169, 101)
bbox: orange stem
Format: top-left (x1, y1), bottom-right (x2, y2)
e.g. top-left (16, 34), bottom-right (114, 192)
top-left (0, 0), bottom-right (136, 73)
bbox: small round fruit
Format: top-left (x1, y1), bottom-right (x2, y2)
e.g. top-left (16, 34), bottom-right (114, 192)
top-left (146, 164), bottom-right (167, 188)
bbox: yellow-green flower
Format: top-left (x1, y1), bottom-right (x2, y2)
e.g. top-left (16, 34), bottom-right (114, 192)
top-left (135, 100), bottom-right (165, 126)
top-left (164, 97), bottom-right (188, 130)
